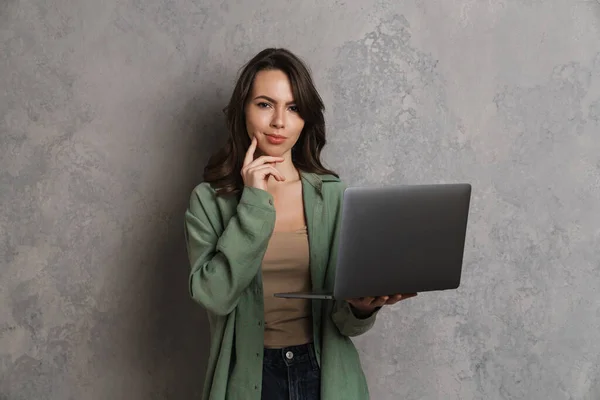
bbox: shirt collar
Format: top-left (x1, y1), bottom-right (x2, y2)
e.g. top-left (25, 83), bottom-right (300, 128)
top-left (299, 171), bottom-right (340, 196)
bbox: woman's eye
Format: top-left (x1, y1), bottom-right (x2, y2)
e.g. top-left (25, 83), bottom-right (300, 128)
top-left (257, 102), bottom-right (270, 108)
top-left (289, 105), bottom-right (299, 112)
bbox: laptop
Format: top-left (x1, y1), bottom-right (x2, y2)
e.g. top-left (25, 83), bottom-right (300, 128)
top-left (274, 183), bottom-right (472, 300)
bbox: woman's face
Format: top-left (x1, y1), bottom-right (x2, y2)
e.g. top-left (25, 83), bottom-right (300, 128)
top-left (244, 69), bottom-right (305, 158)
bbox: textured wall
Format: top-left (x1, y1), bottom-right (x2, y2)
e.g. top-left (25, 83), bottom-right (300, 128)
top-left (1, 0), bottom-right (599, 399)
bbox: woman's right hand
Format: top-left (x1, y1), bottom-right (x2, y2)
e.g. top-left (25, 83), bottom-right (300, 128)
top-left (241, 137), bottom-right (285, 191)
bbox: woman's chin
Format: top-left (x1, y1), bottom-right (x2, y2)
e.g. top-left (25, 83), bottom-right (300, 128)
top-left (257, 144), bottom-right (290, 158)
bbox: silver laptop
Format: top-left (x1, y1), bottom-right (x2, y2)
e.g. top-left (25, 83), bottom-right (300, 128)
top-left (274, 183), bottom-right (472, 300)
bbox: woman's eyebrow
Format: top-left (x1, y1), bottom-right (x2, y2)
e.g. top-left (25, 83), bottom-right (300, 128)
top-left (253, 95), bottom-right (296, 105)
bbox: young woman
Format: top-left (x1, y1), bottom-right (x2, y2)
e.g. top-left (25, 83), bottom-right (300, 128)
top-left (184, 48), bottom-right (417, 400)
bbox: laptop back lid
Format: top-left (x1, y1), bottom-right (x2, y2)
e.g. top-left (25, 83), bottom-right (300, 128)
top-left (333, 183), bottom-right (472, 299)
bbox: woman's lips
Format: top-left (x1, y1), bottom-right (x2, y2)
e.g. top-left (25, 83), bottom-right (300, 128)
top-left (265, 134), bottom-right (286, 145)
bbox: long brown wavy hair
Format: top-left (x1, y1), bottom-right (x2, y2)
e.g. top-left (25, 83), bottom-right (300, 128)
top-left (203, 48), bottom-right (338, 196)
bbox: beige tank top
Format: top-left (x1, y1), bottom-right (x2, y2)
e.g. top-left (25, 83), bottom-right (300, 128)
top-left (261, 226), bottom-right (313, 348)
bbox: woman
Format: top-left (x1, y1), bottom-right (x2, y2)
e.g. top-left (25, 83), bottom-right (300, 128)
top-left (184, 48), bottom-right (416, 400)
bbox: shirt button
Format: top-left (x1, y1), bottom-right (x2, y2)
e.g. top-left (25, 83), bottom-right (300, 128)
top-left (285, 351), bottom-right (294, 360)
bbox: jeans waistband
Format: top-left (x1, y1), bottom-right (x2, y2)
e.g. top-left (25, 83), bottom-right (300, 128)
top-left (263, 343), bottom-right (316, 368)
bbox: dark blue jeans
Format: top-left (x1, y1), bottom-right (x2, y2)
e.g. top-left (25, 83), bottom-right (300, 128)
top-left (261, 343), bottom-right (321, 400)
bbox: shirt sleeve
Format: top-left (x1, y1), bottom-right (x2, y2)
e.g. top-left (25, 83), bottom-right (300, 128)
top-left (332, 299), bottom-right (381, 337)
top-left (184, 185), bottom-right (276, 316)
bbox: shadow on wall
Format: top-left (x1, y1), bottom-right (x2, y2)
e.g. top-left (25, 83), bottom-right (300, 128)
top-left (135, 90), bottom-right (226, 398)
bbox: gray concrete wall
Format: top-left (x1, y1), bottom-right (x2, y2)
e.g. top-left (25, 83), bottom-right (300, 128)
top-left (1, 1), bottom-right (599, 399)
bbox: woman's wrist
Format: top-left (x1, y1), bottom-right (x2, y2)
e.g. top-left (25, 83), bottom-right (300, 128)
top-left (349, 304), bottom-right (381, 319)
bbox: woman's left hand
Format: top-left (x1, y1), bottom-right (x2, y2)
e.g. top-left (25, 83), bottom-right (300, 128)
top-left (347, 293), bottom-right (418, 315)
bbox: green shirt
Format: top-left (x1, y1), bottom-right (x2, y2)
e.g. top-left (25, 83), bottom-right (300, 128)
top-left (184, 171), bottom-right (378, 400)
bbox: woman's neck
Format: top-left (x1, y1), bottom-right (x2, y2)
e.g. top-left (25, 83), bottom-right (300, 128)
top-left (271, 157), bottom-right (300, 183)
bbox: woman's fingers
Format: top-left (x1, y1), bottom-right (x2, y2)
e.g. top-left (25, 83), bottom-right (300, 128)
top-left (245, 155), bottom-right (285, 169)
top-left (348, 297), bottom-right (371, 308)
top-left (349, 293), bottom-right (419, 310)
top-left (360, 297), bottom-right (374, 305)
top-left (247, 164), bottom-right (286, 182)
top-left (372, 296), bottom-right (389, 307)
top-left (242, 136), bottom-right (258, 167)
top-left (386, 293), bottom-right (418, 305)
top-left (241, 138), bottom-right (286, 189)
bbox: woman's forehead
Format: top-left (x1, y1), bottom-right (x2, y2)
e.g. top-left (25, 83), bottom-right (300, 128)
top-left (251, 70), bottom-right (295, 101)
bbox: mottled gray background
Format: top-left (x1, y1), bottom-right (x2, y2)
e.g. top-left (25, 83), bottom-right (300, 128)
top-left (1, 0), bottom-right (599, 399)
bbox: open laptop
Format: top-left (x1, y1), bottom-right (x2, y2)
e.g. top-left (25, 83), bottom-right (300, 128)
top-left (274, 183), bottom-right (472, 300)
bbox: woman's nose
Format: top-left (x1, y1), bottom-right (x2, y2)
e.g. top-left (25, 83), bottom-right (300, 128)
top-left (270, 109), bottom-right (285, 128)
